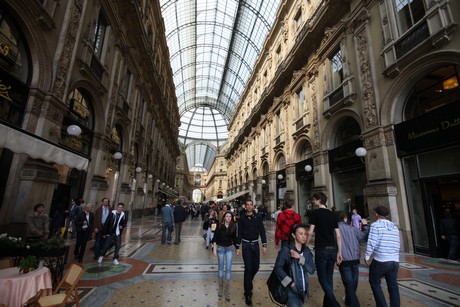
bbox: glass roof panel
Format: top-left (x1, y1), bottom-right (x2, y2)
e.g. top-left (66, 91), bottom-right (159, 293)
top-left (160, 0), bottom-right (282, 171)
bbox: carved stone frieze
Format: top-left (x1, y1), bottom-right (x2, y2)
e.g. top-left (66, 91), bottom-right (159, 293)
top-left (355, 29), bottom-right (378, 128)
top-left (52, 3), bottom-right (82, 98)
top-left (310, 79), bottom-right (320, 151)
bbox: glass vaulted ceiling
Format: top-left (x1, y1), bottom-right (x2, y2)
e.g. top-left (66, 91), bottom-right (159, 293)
top-left (160, 0), bottom-right (282, 172)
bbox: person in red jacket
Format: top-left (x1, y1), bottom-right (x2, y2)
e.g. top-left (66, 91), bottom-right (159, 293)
top-left (275, 199), bottom-right (302, 249)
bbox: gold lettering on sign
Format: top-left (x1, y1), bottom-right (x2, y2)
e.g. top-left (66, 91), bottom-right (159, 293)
top-left (407, 118), bottom-right (460, 140)
top-left (407, 127), bottom-right (439, 140)
top-left (0, 80), bottom-right (13, 102)
top-left (441, 118), bottom-right (460, 129)
top-left (0, 42), bottom-right (9, 56)
top-left (333, 151), bottom-right (355, 162)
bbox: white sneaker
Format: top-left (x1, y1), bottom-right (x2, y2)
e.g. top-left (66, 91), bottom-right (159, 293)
top-left (113, 259), bottom-right (119, 265)
top-left (98, 256), bottom-right (103, 263)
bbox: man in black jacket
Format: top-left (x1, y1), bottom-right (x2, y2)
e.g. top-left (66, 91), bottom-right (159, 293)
top-left (74, 203), bottom-right (94, 263)
top-left (173, 202), bottom-right (187, 244)
top-left (98, 203), bottom-right (127, 265)
top-left (235, 199), bottom-right (267, 306)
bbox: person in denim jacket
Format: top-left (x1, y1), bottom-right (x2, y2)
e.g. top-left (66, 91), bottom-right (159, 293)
top-left (274, 224), bottom-right (315, 307)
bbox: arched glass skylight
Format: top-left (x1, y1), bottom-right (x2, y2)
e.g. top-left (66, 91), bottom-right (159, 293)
top-left (160, 0), bottom-right (282, 171)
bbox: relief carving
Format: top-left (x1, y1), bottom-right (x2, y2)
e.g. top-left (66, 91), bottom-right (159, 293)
top-left (311, 80), bottom-right (320, 150)
top-left (52, 4), bottom-right (82, 98)
top-left (355, 29), bottom-right (378, 128)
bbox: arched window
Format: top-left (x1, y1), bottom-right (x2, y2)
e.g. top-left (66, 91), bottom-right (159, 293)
top-left (404, 65), bottom-right (459, 120)
top-left (0, 8), bottom-right (30, 126)
top-left (334, 118), bottom-right (361, 147)
top-left (63, 88), bottom-right (94, 156)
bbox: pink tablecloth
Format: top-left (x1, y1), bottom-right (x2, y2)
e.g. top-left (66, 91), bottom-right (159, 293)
top-left (0, 266), bottom-right (52, 307)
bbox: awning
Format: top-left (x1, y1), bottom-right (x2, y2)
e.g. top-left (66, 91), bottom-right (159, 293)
top-left (220, 190), bottom-right (249, 202)
top-left (0, 123), bottom-right (89, 171)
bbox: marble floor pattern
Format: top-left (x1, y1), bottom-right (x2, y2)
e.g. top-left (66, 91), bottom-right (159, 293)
top-left (65, 215), bottom-right (460, 307)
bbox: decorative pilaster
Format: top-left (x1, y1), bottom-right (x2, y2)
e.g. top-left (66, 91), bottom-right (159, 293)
top-left (52, 1), bottom-right (83, 99)
top-left (353, 10), bottom-right (378, 129)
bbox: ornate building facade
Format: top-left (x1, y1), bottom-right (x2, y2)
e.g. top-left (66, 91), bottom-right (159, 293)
top-left (0, 0), bottom-right (180, 233)
top-left (225, 0), bottom-right (459, 255)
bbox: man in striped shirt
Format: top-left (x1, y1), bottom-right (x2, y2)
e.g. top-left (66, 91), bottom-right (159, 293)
top-left (365, 205), bottom-right (400, 307)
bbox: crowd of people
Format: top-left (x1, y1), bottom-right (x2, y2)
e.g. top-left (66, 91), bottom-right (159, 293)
top-left (24, 193), bottom-right (409, 307)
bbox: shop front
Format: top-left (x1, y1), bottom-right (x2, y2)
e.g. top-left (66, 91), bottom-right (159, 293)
top-left (395, 100), bottom-right (460, 257)
top-left (296, 158), bottom-right (314, 223)
top-left (328, 139), bottom-right (368, 217)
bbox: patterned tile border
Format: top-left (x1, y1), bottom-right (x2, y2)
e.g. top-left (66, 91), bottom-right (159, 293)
top-left (398, 279), bottom-right (460, 307)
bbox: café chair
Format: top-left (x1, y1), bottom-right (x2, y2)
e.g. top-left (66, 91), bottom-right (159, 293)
top-left (37, 263), bottom-right (84, 307)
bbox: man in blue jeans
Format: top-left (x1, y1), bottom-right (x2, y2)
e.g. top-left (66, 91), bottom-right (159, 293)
top-left (337, 211), bottom-right (369, 307)
top-left (365, 205), bottom-right (400, 307)
top-left (306, 192), bottom-right (342, 307)
top-left (161, 202), bottom-right (174, 244)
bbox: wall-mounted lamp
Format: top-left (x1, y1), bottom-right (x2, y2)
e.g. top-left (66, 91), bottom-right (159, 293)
top-left (67, 124), bottom-right (82, 136)
top-left (355, 147), bottom-right (376, 163)
top-left (156, 179), bottom-right (161, 183)
top-left (113, 152), bottom-right (122, 160)
top-left (355, 147), bottom-right (367, 163)
top-left (162, 182), bottom-right (166, 187)
top-left (355, 147), bottom-right (367, 157)
top-left (261, 179), bottom-right (266, 185)
top-left (277, 174), bottom-right (284, 180)
top-left (148, 174), bottom-right (153, 179)
top-left (135, 167), bottom-right (142, 173)
top-left (305, 164), bottom-right (313, 172)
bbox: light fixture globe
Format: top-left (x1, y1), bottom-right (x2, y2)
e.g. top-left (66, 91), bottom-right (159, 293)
top-left (67, 124), bottom-right (82, 136)
top-left (113, 152), bottom-right (122, 160)
top-left (261, 179), bottom-right (266, 185)
top-left (277, 174), bottom-right (283, 180)
top-left (355, 147), bottom-right (367, 157)
top-left (305, 165), bottom-right (312, 172)
top-left (135, 167), bottom-right (142, 173)
top-left (156, 179), bottom-right (161, 183)
top-left (148, 174), bottom-right (153, 179)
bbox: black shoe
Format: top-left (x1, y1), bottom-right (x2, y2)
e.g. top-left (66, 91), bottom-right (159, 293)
top-left (245, 296), bottom-right (252, 306)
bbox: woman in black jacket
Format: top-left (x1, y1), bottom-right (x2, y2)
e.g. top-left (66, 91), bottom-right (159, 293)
top-left (212, 211), bottom-right (237, 301)
top-left (274, 224), bottom-right (315, 307)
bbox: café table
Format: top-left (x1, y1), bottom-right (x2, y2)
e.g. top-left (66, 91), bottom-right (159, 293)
top-left (0, 266), bottom-right (52, 307)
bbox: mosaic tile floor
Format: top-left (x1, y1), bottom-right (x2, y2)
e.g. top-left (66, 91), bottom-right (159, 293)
top-left (65, 215), bottom-right (460, 307)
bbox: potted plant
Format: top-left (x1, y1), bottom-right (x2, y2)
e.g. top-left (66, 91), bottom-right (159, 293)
top-left (29, 237), bottom-right (67, 256)
top-left (18, 255), bottom-right (38, 273)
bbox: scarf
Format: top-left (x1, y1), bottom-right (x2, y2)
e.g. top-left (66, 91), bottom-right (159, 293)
top-left (112, 210), bottom-right (125, 236)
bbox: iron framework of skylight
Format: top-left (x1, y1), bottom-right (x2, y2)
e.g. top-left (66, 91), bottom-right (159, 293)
top-left (160, 0), bottom-right (282, 171)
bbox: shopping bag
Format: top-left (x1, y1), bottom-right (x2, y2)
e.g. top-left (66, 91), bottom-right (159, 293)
top-left (267, 268), bottom-right (288, 306)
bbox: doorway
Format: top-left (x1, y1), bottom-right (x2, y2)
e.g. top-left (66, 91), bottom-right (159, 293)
top-left (421, 178), bottom-right (460, 257)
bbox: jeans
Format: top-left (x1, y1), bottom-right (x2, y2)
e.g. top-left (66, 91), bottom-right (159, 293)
top-left (206, 228), bottom-right (214, 247)
top-left (161, 222), bottom-right (173, 243)
top-left (174, 222), bottom-right (183, 243)
top-left (447, 234), bottom-right (459, 260)
top-left (315, 248), bottom-right (341, 307)
top-left (339, 263), bottom-right (360, 307)
top-left (217, 246), bottom-right (233, 280)
top-left (94, 231), bottom-right (106, 259)
top-left (369, 260), bottom-right (400, 307)
top-left (242, 241), bottom-right (260, 297)
top-left (101, 233), bottom-right (122, 260)
top-left (287, 288), bottom-right (304, 307)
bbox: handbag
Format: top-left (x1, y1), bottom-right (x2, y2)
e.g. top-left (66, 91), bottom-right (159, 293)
top-left (267, 267), bottom-right (288, 306)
